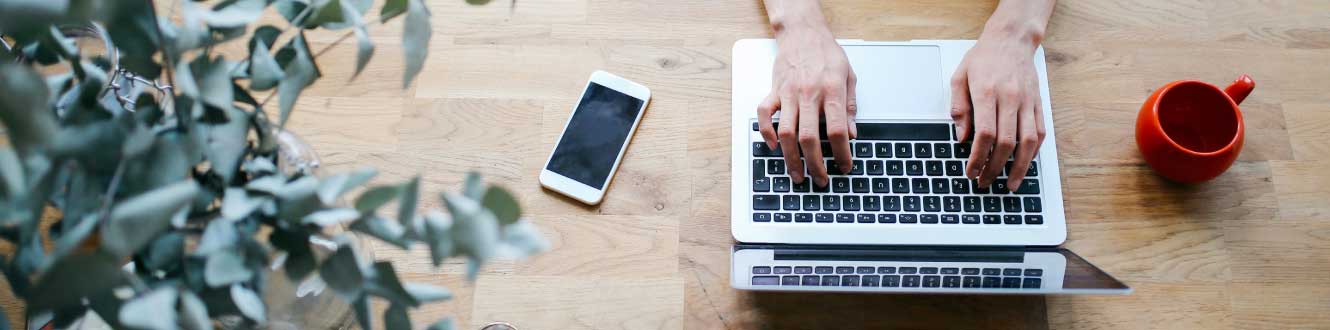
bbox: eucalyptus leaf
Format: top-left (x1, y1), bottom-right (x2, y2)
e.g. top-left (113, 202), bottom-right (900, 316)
top-left (496, 219), bottom-right (548, 258)
top-left (274, 0), bottom-right (310, 23)
top-left (28, 251), bottom-right (123, 310)
top-left (365, 261), bottom-right (418, 307)
top-left (276, 33), bottom-right (318, 127)
top-left (222, 187), bottom-right (268, 220)
top-left (245, 175), bottom-right (287, 195)
top-left (205, 106), bottom-right (250, 182)
top-left (275, 176), bottom-right (319, 201)
top-left (351, 294), bottom-right (372, 330)
top-left (423, 210), bottom-right (454, 266)
top-left (191, 56), bottom-right (236, 112)
top-left (302, 208), bottom-right (360, 227)
top-left (119, 287), bottom-right (179, 330)
top-left (317, 167), bottom-right (377, 204)
top-left (0, 149), bottom-right (21, 198)
top-left (305, 0), bottom-right (347, 29)
top-left (205, 250), bottom-right (253, 287)
top-left (462, 172), bottom-right (483, 200)
top-left (427, 318), bottom-right (455, 330)
top-left (481, 186), bottom-right (521, 225)
top-left (178, 291), bottom-right (212, 330)
top-left (230, 285), bottom-right (267, 323)
top-left (398, 176), bottom-right (420, 226)
top-left (139, 232), bottom-right (185, 273)
top-left (354, 185), bottom-right (399, 213)
top-left (403, 282), bottom-right (452, 303)
top-left (196, 218), bottom-right (239, 256)
top-left (384, 303), bottom-right (411, 330)
top-left (102, 180), bottom-right (200, 258)
top-left (380, 0), bottom-right (406, 22)
top-left (248, 41), bottom-right (284, 91)
top-left (203, 0), bottom-right (266, 28)
top-left (350, 215), bottom-right (410, 248)
top-left (443, 193), bottom-right (500, 266)
top-left (50, 214), bottom-right (99, 262)
top-left (319, 245), bottom-right (364, 300)
top-left (0, 64), bottom-right (57, 155)
top-left (352, 26), bottom-right (374, 79)
top-left (401, 0), bottom-right (431, 88)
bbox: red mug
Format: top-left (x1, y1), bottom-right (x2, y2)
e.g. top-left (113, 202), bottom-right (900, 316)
top-left (1135, 74), bottom-right (1254, 183)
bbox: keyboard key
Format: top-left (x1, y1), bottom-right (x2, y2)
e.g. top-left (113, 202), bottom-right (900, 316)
top-left (923, 275), bottom-right (941, 287)
top-left (962, 214), bottom-right (981, 224)
top-left (1014, 179), bottom-right (1040, 194)
top-left (955, 143), bottom-right (971, 158)
top-left (772, 213), bottom-right (790, 223)
top-left (882, 275), bottom-right (901, 287)
top-left (753, 143), bottom-right (781, 157)
top-left (982, 277), bottom-right (1001, 288)
top-left (926, 161), bottom-right (944, 176)
top-left (850, 160), bottom-right (865, 175)
top-left (943, 276), bottom-right (961, 288)
top-left (920, 267), bottom-right (939, 274)
top-left (963, 276), bottom-right (980, 288)
top-left (915, 143), bottom-right (933, 158)
top-left (932, 178), bottom-right (950, 194)
top-left (753, 266), bottom-right (771, 274)
top-left (795, 266), bottom-right (813, 274)
top-left (1023, 278), bottom-right (1042, 289)
top-left (768, 159), bottom-right (785, 175)
top-left (902, 275), bottom-right (921, 287)
top-left (892, 178), bottom-right (910, 193)
top-left (941, 214), bottom-right (960, 224)
top-left (841, 275), bottom-right (860, 287)
top-left (943, 196), bottom-right (961, 212)
top-left (803, 276), bottom-right (821, 286)
top-left (867, 160), bottom-right (885, 175)
top-left (911, 178), bottom-right (930, 194)
top-left (1026, 161), bottom-right (1038, 176)
top-left (982, 268), bottom-right (1001, 276)
top-left (855, 143), bottom-right (873, 158)
top-left (774, 266), bottom-right (792, 274)
top-left (753, 195), bottom-right (779, 210)
top-left (899, 214), bottom-right (918, 223)
top-left (946, 161), bottom-right (964, 177)
top-left (843, 196), bottom-right (862, 211)
top-left (795, 213), bottom-right (813, 222)
top-left (1002, 277), bottom-right (1022, 288)
top-left (753, 177), bottom-right (770, 192)
top-left (1024, 269), bottom-right (1043, 277)
top-left (895, 143), bottom-right (912, 158)
top-left (813, 180), bottom-right (830, 193)
top-left (1023, 197), bottom-right (1042, 212)
top-left (822, 276), bottom-right (840, 286)
top-left (863, 196), bottom-right (881, 211)
top-left (1025, 215), bottom-right (1044, 225)
top-left (832, 177), bottom-right (850, 193)
top-left (773, 177), bottom-right (791, 193)
top-left (857, 214), bottom-right (874, 223)
top-left (920, 214), bottom-right (939, 224)
top-left (983, 197), bottom-right (1002, 212)
top-left (851, 178), bottom-right (869, 193)
top-left (877, 214), bottom-right (897, 223)
top-left (1003, 215), bottom-right (1022, 224)
top-left (872, 178), bottom-right (891, 193)
top-left (903, 196), bottom-right (921, 212)
top-left (1003, 269), bottom-right (1022, 276)
top-left (862, 275), bottom-right (880, 287)
top-left (803, 196), bottom-right (820, 211)
top-left (782, 276), bottom-right (801, 286)
top-left (962, 268), bottom-right (980, 275)
top-left (793, 180), bottom-right (810, 192)
top-left (906, 161), bottom-right (924, 176)
top-left (815, 213), bottom-right (834, 223)
top-left (875, 143), bottom-right (893, 158)
top-left (753, 159), bottom-right (766, 179)
top-left (883, 196), bottom-right (901, 211)
top-left (783, 195), bottom-right (800, 210)
top-left (993, 180), bottom-right (1010, 194)
top-left (823, 195), bottom-right (841, 211)
top-left (923, 196), bottom-right (941, 212)
top-left (973, 180), bottom-right (991, 194)
top-left (821, 142), bottom-right (834, 157)
top-left (935, 143), bottom-right (953, 158)
top-left (836, 213), bottom-right (854, 223)
top-left (1003, 197), bottom-right (1022, 212)
top-left (878, 267), bottom-right (897, 274)
top-left (952, 178), bottom-right (971, 194)
top-left (857, 267), bottom-right (875, 274)
top-left (752, 276), bottom-right (779, 285)
top-left (885, 161), bottom-right (904, 175)
top-left (963, 196), bottom-right (981, 212)
top-left (983, 214), bottom-right (1001, 224)
top-left (753, 213), bottom-right (771, 222)
top-left (815, 266), bottom-right (833, 274)
top-left (836, 267), bottom-right (855, 274)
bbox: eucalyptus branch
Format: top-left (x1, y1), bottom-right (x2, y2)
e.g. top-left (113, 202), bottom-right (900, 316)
top-left (146, 0), bottom-right (178, 106)
top-left (94, 160), bottom-right (128, 222)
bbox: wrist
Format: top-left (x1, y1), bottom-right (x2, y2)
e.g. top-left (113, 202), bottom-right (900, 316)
top-left (769, 2), bottom-right (833, 43)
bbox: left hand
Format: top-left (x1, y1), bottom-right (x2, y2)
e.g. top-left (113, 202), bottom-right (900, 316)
top-left (949, 28), bottom-right (1047, 190)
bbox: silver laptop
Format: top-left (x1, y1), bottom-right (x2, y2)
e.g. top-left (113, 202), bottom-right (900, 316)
top-left (729, 39), bottom-right (1129, 294)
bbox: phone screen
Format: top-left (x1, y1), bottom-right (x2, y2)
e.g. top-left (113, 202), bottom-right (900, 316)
top-left (546, 83), bottom-right (645, 189)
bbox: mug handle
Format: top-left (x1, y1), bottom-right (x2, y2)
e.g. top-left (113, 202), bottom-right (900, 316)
top-left (1224, 74), bottom-right (1255, 105)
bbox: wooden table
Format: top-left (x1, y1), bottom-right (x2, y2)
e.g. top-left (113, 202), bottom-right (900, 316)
top-left (6, 0), bottom-right (1330, 329)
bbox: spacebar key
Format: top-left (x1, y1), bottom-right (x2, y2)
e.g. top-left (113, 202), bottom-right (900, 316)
top-left (855, 123), bottom-right (951, 141)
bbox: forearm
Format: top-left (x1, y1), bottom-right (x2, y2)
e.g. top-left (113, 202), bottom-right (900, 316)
top-left (981, 0), bottom-right (1056, 49)
top-left (763, 0), bottom-right (834, 43)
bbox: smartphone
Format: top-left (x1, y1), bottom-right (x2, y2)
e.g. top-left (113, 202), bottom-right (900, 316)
top-left (539, 71), bottom-right (652, 205)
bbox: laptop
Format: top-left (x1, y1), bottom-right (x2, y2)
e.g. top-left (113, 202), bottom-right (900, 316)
top-left (729, 39), bottom-right (1130, 294)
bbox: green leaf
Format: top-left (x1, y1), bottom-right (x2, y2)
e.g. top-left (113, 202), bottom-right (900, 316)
top-left (401, 0), bottom-right (431, 88)
top-left (140, 232), bottom-right (185, 273)
top-left (203, 0), bottom-right (265, 28)
top-left (0, 64), bottom-right (57, 155)
top-left (317, 167), bottom-right (378, 204)
top-left (380, 0), bottom-right (407, 22)
top-left (404, 282), bottom-right (452, 303)
top-left (0, 149), bottom-right (21, 198)
top-left (481, 186), bottom-right (521, 225)
top-left (222, 187), bottom-right (268, 220)
top-left (196, 218), bottom-right (239, 255)
top-left (27, 252), bottom-right (121, 308)
top-left (423, 210), bottom-right (454, 266)
top-left (398, 176), bottom-right (420, 226)
top-left (304, 0), bottom-right (346, 28)
top-left (274, 0), bottom-right (310, 23)
top-left (350, 215), bottom-right (410, 248)
top-left (443, 193), bottom-right (500, 266)
top-left (497, 220), bottom-right (548, 258)
top-left (319, 245), bottom-right (365, 301)
top-left (384, 303), bottom-right (411, 330)
top-left (274, 176), bottom-right (319, 201)
top-left (462, 172), bottom-right (483, 200)
top-left (178, 291), bottom-right (212, 330)
top-left (191, 56), bottom-right (237, 112)
top-left (302, 208), bottom-right (360, 227)
top-left (351, 294), bottom-right (373, 330)
top-left (174, 58), bottom-right (200, 99)
top-left (205, 106), bottom-right (250, 183)
top-left (466, 0), bottom-right (494, 4)
top-left (50, 214), bottom-right (99, 262)
top-left (276, 33), bottom-right (318, 128)
top-left (354, 185), bottom-right (399, 213)
top-left (352, 26), bottom-right (374, 79)
top-left (427, 318), bottom-right (455, 330)
top-left (249, 41), bottom-right (284, 91)
top-left (230, 285), bottom-right (267, 323)
top-left (205, 250), bottom-right (253, 287)
top-left (102, 180), bottom-right (200, 258)
top-left (245, 175), bottom-right (287, 195)
top-left (119, 287), bottom-right (179, 330)
top-left (366, 261), bottom-right (418, 307)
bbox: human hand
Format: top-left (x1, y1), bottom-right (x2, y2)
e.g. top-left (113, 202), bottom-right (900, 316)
top-left (950, 4), bottom-right (1053, 190)
top-left (756, 4), bottom-right (857, 187)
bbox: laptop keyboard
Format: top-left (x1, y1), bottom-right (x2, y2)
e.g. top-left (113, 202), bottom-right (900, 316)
top-left (750, 265), bottom-right (1043, 289)
top-left (750, 122), bottom-right (1044, 226)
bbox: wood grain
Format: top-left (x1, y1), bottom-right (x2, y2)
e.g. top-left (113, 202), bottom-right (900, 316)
top-left (5, 0), bottom-right (1330, 329)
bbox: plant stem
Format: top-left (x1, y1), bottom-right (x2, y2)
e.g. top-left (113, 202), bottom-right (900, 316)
top-left (95, 160), bottom-right (128, 223)
top-left (256, 12), bottom-right (384, 108)
top-left (146, 0), bottom-right (178, 109)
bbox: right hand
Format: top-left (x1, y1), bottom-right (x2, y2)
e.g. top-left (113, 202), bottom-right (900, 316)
top-left (756, 26), bottom-right (858, 188)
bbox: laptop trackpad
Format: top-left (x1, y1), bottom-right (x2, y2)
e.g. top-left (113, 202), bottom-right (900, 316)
top-left (844, 45), bottom-right (945, 120)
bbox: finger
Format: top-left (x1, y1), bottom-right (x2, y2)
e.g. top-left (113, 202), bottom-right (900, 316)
top-left (1008, 96), bottom-right (1039, 189)
top-left (824, 84), bottom-right (854, 174)
top-left (949, 64), bottom-right (973, 142)
top-left (966, 82), bottom-right (998, 181)
top-left (1030, 72), bottom-right (1047, 157)
top-left (847, 71), bottom-right (859, 139)
top-left (756, 94), bottom-right (780, 150)
top-left (798, 90), bottom-right (829, 187)
top-left (983, 84), bottom-right (1021, 187)
top-left (777, 94), bottom-right (805, 183)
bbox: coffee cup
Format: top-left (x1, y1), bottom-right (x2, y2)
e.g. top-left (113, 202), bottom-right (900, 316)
top-left (1135, 74), bottom-right (1254, 183)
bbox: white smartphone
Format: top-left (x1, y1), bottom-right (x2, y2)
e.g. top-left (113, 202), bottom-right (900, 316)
top-left (539, 71), bottom-right (652, 205)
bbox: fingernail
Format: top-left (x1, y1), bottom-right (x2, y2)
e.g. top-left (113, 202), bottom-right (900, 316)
top-left (814, 176), bottom-right (828, 187)
top-left (955, 127), bottom-right (964, 140)
top-left (840, 165), bottom-right (852, 173)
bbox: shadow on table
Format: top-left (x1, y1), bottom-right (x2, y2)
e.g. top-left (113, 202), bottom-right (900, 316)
top-left (745, 291), bottom-right (1048, 329)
